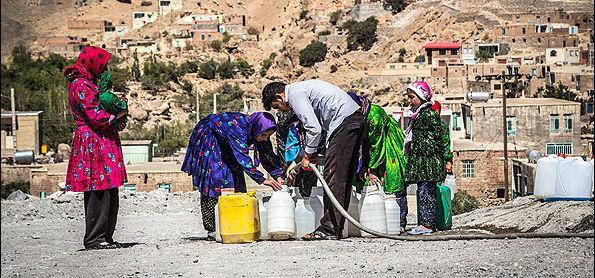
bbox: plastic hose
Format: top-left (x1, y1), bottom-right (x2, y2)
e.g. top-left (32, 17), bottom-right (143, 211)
top-left (291, 163), bottom-right (594, 241)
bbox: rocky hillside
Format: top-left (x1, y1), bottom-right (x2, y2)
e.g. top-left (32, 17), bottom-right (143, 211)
top-left (1, 0), bottom-right (592, 130)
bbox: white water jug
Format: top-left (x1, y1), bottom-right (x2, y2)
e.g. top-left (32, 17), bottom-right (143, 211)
top-left (360, 184), bottom-right (387, 237)
top-left (214, 204), bottom-right (222, 242)
top-left (295, 198), bottom-right (316, 239)
top-left (590, 159), bottom-right (594, 198)
top-left (534, 155), bottom-right (561, 198)
top-left (554, 157), bottom-right (593, 199)
top-left (309, 186), bottom-right (324, 227)
top-left (384, 195), bottom-right (401, 235)
top-left (444, 174), bottom-right (457, 200)
top-left (342, 188), bottom-right (362, 238)
top-left (267, 185), bottom-right (295, 240)
top-left (257, 192), bottom-right (269, 240)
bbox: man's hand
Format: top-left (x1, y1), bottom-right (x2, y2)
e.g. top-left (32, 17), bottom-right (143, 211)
top-left (263, 177), bottom-right (283, 191)
top-left (445, 161), bottom-right (453, 174)
top-left (301, 153), bottom-right (316, 171)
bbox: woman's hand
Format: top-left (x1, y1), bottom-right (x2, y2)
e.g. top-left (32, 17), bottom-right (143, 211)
top-left (368, 173), bottom-right (381, 187)
top-left (263, 177), bottom-right (283, 191)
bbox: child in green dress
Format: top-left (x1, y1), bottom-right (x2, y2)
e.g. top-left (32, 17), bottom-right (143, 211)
top-left (96, 71), bottom-right (128, 116)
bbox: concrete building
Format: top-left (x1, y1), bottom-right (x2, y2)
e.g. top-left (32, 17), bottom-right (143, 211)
top-left (366, 63), bottom-right (431, 83)
top-left (133, 11), bottom-right (158, 29)
top-left (31, 36), bottom-right (90, 59)
top-left (452, 139), bottom-right (527, 204)
top-left (1, 111), bottom-right (43, 156)
top-left (461, 98), bottom-right (582, 155)
top-left (349, 0), bottom-right (384, 22)
top-left (461, 44), bottom-right (476, 65)
top-left (422, 42), bottom-right (461, 67)
top-left (545, 47), bottom-right (581, 65)
top-left (158, 0), bottom-right (182, 15)
top-left (121, 140), bottom-right (154, 164)
top-left (190, 20), bottom-right (223, 45)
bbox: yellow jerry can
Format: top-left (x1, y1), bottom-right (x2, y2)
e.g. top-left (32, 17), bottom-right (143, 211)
top-left (218, 191), bottom-right (260, 244)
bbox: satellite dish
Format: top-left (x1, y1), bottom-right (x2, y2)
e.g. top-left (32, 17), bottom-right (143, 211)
top-left (528, 150), bottom-right (542, 162)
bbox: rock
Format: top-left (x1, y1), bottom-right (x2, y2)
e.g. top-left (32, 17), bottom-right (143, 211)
top-left (7, 190), bottom-right (29, 201)
top-left (130, 108), bottom-right (149, 121)
top-left (154, 102), bottom-right (170, 115)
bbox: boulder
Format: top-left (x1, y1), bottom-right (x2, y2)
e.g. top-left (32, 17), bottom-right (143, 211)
top-left (6, 190), bottom-right (28, 201)
top-left (130, 107), bottom-right (149, 121)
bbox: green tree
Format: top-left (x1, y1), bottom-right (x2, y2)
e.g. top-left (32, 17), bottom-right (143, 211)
top-left (398, 48), bottom-right (407, 56)
top-left (198, 59), bottom-right (218, 80)
top-left (198, 83), bottom-right (245, 119)
top-left (299, 40), bottom-right (328, 67)
top-left (222, 32), bottom-right (232, 43)
top-left (217, 60), bottom-right (236, 79)
top-left (318, 30), bottom-right (331, 36)
top-left (330, 10), bottom-right (342, 26)
top-left (536, 83), bottom-right (578, 101)
top-left (235, 59), bottom-right (255, 78)
top-left (110, 66), bottom-right (130, 92)
top-left (131, 50), bottom-right (141, 81)
top-left (342, 17), bottom-right (378, 51)
top-left (181, 79), bottom-right (193, 93)
top-left (180, 60), bottom-right (199, 74)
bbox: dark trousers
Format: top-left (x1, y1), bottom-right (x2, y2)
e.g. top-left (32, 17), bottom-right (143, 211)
top-left (417, 181), bottom-right (437, 229)
top-left (395, 190), bottom-right (408, 229)
top-left (84, 188), bottom-right (119, 248)
top-left (200, 154), bottom-right (247, 233)
top-left (318, 111), bottom-right (364, 237)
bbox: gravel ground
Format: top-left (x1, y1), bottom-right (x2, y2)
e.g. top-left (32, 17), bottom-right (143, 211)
top-left (1, 192), bottom-right (594, 277)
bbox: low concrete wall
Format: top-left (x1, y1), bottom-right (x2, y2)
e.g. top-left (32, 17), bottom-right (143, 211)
top-left (1, 164), bottom-right (43, 184)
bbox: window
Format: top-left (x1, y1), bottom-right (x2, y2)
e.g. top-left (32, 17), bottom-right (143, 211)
top-left (452, 112), bottom-right (462, 131)
top-left (489, 68), bottom-right (494, 74)
top-left (134, 13), bottom-right (144, 19)
top-left (550, 114), bottom-right (560, 133)
top-left (522, 27), bottom-right (526, 34)
top-left (451, 49), bottom-right (458, 55)
top-left (501, 27), bottom-right (507, 35)
top-left (389, 65), bottom-right (395, 69)
top-left (462, 160), bottom-right (475, 178)
top-left (439, 50), bottom-right (446, 55)
top-left (564, 114), bottom-right (572, 132)
top-left (494, 83), bottom-right (502, 90)
top-left (550, 50), bottom-right (557, 57)
top-left (507, 116), bottom-right (517, 136)
top-left (531, 68), bottom-right (537, 76)
top-left (546, 143), bottom-right (573, 155)
top-left (473, 68), bottom-right (477, 73)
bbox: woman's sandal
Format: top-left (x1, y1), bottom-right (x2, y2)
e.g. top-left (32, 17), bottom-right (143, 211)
top-left (302, 230), bottom-right (337, 241)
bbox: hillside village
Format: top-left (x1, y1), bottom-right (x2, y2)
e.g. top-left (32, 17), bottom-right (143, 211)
top-left (1, 0), bottom-right (594, 205)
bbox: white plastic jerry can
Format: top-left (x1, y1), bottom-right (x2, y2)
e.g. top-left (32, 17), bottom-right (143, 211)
top-left (214, 203), bottom-right (222, 242)
top-left (257, 192), bottom-right (269, 240)
top-left (267, 185), bottom-right (296, 240)
top-left (343, 188), bottom-right (362, 238)
top-left (384, 195), bottom-right (401, 235)
top-left (359, 184), bottom-right (387, 237)
top-left (294, 198), bottom-right (316, 239)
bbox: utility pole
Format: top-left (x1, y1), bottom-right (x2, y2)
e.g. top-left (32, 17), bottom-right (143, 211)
top-left (213, 93), bottom-right (218, 114)
top-left (11, 88), bottom-right (17, 151)
top-left (502, 70), bottom-right (510, 202)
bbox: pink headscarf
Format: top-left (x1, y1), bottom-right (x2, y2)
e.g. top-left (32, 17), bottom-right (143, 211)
top-left (406, 80), bottom-right (433, 102)
top-left (404, 80), bottom-right (434, 149)
top-left (64, 46), bottom-right (111, 81)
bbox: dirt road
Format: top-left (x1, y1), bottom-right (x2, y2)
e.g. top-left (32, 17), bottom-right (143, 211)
top-left (1, 192), bottom-right (593, 277)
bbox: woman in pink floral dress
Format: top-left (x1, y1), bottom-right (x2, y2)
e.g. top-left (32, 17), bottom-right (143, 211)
top-left (64, 46), bottom-right (128, 250)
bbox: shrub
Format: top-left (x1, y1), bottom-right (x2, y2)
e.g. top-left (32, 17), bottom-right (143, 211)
top-left (299, 9), bottom-right (308, 20)
top-left (247, 27), bottom-right (260, 36)
top-left (110, 66), bottom-right (130, 92)
top-left (235, 59), bottom-right (255, 78)
top-left (342, 17), bottom-right (378, 51)
top-left (318, 30), bottom-right (331, 36)
top-left (180, 60), bottom-right (200, 74)
top-left (1, 181), bottom-right (30, 199)
top-left (217, 60), bottom-right (236, 79)
top-left (398, 48), bottom-right (407, 56)
top-left (330, 64), bottom-right (338, 73)
top-left (397, 56), bottom-right (405, 62)
top-left (299, 40), bottom-right (328, 67)
top-left (414, 55), bottom-right (426, 63)
top-left (384, 0), bottom-right (407, 14)
top-left (452, 190), bottom-right (481, 215)
top-left (222, 32), bottom-right (232, 43)
top-left (209, 40), bottom-right (222, 52)
top-left (181, 79), bottom-right (193, 93)
top-left (259, 53), bottom-right (277, 77)
top-left (330, 10), bottom-right (342, 26)
top-left (198, 59), bottom-right (218, 80)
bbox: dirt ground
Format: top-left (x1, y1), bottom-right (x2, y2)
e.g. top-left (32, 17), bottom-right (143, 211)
top-left (1, 192), bottom-right (594, 277)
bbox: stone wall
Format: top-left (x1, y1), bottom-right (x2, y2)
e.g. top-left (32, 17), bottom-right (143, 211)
top-left (1, 165), bottom-right (42, 184)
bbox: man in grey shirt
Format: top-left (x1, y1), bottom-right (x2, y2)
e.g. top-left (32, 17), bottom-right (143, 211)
top-left (262, 80), bottom-right (364, 240)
